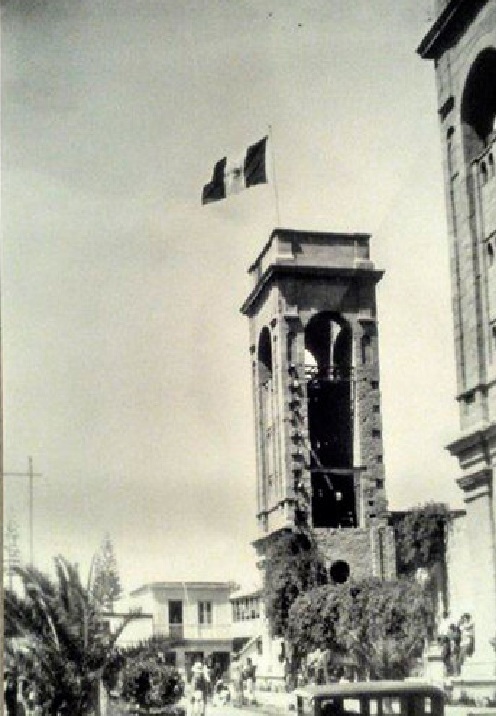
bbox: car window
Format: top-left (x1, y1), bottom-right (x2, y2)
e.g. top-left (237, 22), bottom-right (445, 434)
top-left (321, 699), bottom-right (340, 716)
top-left (369, 699), bottom-right (379, 715)
top-left (382, 697), bottom-right (402, 715)
top-left (342, 697), bottom-right (361, 714)
top-left (299, 696), bottom-right (314, 716)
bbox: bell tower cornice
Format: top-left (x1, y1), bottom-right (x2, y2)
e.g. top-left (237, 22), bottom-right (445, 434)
top-left (417, 0), bottom-right (488, 60)
top-left (240, 228), bottom-right (383, 317)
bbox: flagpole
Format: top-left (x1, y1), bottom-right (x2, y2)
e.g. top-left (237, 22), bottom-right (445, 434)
top-left (268, 125), bottom-right (281, 227)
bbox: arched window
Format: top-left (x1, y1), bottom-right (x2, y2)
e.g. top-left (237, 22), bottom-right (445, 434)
top-left (447, 126), bottom-right (455, 177)
top-left (304, 312), bottom-right (355, 528)
top-left (481, 161), bottom-right (488, 184)
top-left (361, 334), bottom-right (372, 364)
top-left (258, 327), bottom-right (272, 386)
top-left (258, 326), bottom-right (275, 500)
top-left (304, 312), bottom-right (352, 378)
top-left (461, 48), bottom-right (496, 163)
top-left (286, 330), bottom-right (296, 365)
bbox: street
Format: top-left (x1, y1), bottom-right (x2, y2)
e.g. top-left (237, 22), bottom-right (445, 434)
top-left (106, 696), bottom-right (480, 716)
top-left (106, 699), bottom-right (272, 716)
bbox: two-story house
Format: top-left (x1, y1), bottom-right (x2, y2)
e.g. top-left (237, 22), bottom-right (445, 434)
top-left (117, 581), bottom-right (234, 679)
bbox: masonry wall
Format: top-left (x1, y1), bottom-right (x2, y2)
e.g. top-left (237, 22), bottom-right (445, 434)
top-left (315, 525), bottom-right (396, 582)
top-left (446, 513), bottom-right (473, 618)
top-left (435, 1), bottom-right (496, 426)
top-left (422, 0), bottom-right (496, 675)
top-left (248, 272), bottom-right (388, 537)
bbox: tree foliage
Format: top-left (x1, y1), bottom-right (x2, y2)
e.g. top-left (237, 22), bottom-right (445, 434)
top-left (288, 577), bottom-right (435, 679)
top-left (120, 639), bottom-right (183, 709)
top-left (91, 532), bottom-right (122, 609)
top-left (393, 502), bottom-right (450, 576)
top-left (4, 518), bottom-right (22, 588)
top-left (263, 529), bottom-right (327, 639)
top-left (4, 556), bottom-right (136, 715)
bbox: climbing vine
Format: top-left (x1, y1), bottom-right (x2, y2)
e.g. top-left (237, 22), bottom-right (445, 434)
top-left (393, 502), bottom-right (450, 576)
top-left (263, 529), bottom-right (328, 639)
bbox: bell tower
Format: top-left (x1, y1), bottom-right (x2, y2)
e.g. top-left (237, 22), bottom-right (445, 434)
top-left (241, 229), bottom-right (396, 582)
top-left (418, 0), bottom-right (496, 674)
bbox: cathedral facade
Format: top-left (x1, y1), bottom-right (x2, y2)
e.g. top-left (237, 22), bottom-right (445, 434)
top-left (418, 0), bottom-right (496, 677)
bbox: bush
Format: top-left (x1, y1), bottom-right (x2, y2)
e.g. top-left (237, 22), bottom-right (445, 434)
top-left (288, 577), bottom-right (435, 680)
top-left (122, 656), bottom-right (183, 709)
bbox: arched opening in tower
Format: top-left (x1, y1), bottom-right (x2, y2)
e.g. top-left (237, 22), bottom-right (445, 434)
top-left (258, 327), bottom-right (275, 504)
top-left (258, 327), bottom-right (272, 385)
top-left (461, 48), bottom-right (496, 163)
top-left (305, 312), bottom-right (356, 528)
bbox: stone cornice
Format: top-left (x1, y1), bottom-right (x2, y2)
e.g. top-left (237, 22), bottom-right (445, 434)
top-left (240, 264), bottom-right (384, 317)
top-left (456, 466), bottom-right (492, 498)
top-left (446, 422), bottom-right (496, 456)
top-left (248, 228), bottom-right (371, 274)
top-left (417, 0), bottom-right (487, 60)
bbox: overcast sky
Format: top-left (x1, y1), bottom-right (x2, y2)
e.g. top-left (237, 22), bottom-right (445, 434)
top-left (2, 0), bottom-right (461, 593)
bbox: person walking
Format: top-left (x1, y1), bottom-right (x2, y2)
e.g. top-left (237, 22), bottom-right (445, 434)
top-left (230, 656), bottom-right (243, 707)
top-left (204, 656), bottom-right (213, 701)
top-left (243, 658), bottom-right (256, 705)
top-left (191, 660), bottom-right (207, 716)
top-left (459, 613), bottom-right (475, 667)
top-left (447, 622), bottom-right (461, 676)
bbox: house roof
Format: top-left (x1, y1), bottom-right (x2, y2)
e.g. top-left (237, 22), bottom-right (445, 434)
top-left (130, 580), bottom-right (237, 597)
top-left (229, 579), bottom-right (263, 600)
top-left (295, 682), bottom-right (444, 698)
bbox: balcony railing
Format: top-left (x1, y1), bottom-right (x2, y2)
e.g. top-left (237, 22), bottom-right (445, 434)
top-left (304, 364), bottom-right (354, 382)
top-left (169, 624), bottom-right (183, 639)
top-left (159, 623), bottom-right (232, 640)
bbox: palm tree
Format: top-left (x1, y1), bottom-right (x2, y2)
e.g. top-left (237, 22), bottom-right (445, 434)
top-left (5, 555), bottom-right (138, 715)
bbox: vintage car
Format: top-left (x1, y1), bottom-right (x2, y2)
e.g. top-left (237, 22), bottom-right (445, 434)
top-left (294, 681), bottom-right (444, 716)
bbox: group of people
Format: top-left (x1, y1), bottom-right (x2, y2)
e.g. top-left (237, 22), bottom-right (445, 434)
top-left (230, 656), bottom-right (257, 707)
top-left (291, 654), bottom-right (355, 690)
top-left (189, 656), bottom-right (257, 716)
top-left (438, 612), bottom-right (474, 677)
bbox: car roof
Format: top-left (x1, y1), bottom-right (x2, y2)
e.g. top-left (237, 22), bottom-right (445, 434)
top-left (294, 681), bottom-right (444, 698)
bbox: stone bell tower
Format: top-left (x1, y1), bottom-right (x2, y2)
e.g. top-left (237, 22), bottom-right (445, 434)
top-left (241, 228), bottom-right (396, 582)
top-left (418, 0), bottom-right (496, 675)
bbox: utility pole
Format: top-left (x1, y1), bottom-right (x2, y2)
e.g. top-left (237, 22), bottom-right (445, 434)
top-left (3, 456), bottom-right (42, 566)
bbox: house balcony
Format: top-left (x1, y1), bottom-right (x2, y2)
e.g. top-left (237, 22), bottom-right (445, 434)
top-left (155, 622), bottom-right (232, 641)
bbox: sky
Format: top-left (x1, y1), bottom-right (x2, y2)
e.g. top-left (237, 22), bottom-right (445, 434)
top-left (2, 0), bottom-right (462, 593)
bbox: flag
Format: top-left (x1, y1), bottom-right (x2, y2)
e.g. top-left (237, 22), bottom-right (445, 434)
top-left (202, 136), bottom-right (268, 204)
